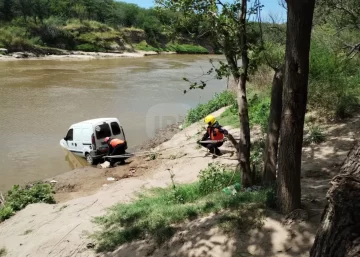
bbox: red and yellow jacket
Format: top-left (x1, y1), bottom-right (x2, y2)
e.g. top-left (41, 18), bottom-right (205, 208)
top-left (202, 122), bottom-right (228, 141)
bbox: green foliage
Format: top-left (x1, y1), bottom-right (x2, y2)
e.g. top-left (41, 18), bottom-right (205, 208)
top-left (250, 41), bottom-right (285, 72)
top-left (217, 92), bottom-right (270, 133)
top-left (308, 39), bottom-right (360, 119)
top-left (0, 0), bottom-right (212, 54)
top-left (93, 164), bottom-right (269, 252)
top-left (166, 43), bottom-right (208, 54)
top-left (304, 125), bottom-right (326, 145)
top-left (248, 94), bottom-right (271, 133)
top-left (0, 183), bottom-right (55, 222)
top-left (134, 40), bottom-right (160, 52)
top-left (198, 163), bottom-right (240, 195)
top-left (0, 205), bottom-right (14, 222)
top-left (0, 26), bottom-right (35, 51)
top-left (134, 41), bottom-right (209, 54)
top-left (250, 139), bottom-right (266, 183)
top-left (264, 184), bottom-right (277, 209)
top-left (184, 91), bottom-right (236, 126)
top-left (75, 43), bottom-right (104, 52)
top-left (0, 247), bottom-right (7, 256)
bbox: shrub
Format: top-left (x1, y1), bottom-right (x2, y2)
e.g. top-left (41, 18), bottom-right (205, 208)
top-left (75, 43), bottom-right (105, 52)
top-left (198, 163), bottom-right (239, 195)
top-left (0, 247), bottom-right (7, 257)
top-left (184, 91), bottom-right (236, 126)
top-left (29, 22), bottom-right (75, 49)
top-left (166, 43), bottom-right (208, 54)
top-left (217, 92), bottom-right (270, 132)
top-left (308, 40), bottom-right (360, 119)
top-left (134, 40), bottom-right (160, 52)
top-left (248, 94), bottom-right (271, 133)
top-left (304, 125), bottom-right (326, 145)
top-left (0, 26), bottom-right (36, 52)
top-left (0, 183), bottom-right (55, 222)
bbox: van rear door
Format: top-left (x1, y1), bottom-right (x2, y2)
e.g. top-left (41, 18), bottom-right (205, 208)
top-left (94, 122), bottom-right (112, 150)
top-left (110, 121), bottom-right (125, 141)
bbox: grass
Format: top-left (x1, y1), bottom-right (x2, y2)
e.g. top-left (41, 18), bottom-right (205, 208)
top-left (166, 43), bottom-right (209, 54)
top-left (134, 40), bottom-right (160, 52)
top-left (184, 91), bottom-right (237, 126)
top-left (304, 125), bottom-right (326, 145)
top-left (0, 183), bottom-right (55, 223)
top-left (216, 91), bottom-right (271, 133)
top-left (308, 39), bottom-right (360, 119)
top-left (92, 163), bottom-right (272, 252)
top-left (0, 247), bottom-right (6, 256)
top-left (134, 41), bottom-right (209, 54)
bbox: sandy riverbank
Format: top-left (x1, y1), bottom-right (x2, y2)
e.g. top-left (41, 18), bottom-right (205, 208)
top-left (0, 107), bottom-right (359, 257)
top-left (0, 50), bottom-right (176, 61)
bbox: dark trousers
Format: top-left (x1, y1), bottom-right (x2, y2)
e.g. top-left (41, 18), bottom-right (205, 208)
top-left (200, 142), bottom-right (223, 155)
top-left (110, 144), bottom-right (126, 156)
top-left (108, 144), bottom-right (126, 166)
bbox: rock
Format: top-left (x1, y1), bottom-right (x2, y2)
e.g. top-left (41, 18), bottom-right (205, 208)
top-left (12, 52), bottom-right (36, 58)
top-left (86, 243), bottom-right (95, 249)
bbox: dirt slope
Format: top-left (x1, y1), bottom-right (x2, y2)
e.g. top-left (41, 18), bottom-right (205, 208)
top-left (0, 108), bottom-right (358, 257)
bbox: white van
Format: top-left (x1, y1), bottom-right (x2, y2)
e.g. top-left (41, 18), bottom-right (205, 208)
top-left (60, 118), bottom-right (127, 165)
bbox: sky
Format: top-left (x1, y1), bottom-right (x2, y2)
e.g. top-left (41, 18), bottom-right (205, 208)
top-left (120, 0), bottom-right (286, 22)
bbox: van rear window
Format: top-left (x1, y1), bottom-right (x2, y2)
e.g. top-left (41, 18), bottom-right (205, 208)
top-left (95, 123), bottom-right (111, 139)
top-left (111, 122), bottom-right (121, 135)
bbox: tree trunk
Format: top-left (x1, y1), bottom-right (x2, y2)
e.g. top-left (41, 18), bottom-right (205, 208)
top-left (263, 66), bottom-right (284, 184)
top-left (276, 0), bottom-right (315, 214)
top-left (237, 0), bottom-right (253, 188)
top-left (310, 142), bottom-right (360, 257)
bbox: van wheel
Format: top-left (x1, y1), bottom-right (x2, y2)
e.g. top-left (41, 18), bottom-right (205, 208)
top-left (86, 153), bottom-right (94, 165)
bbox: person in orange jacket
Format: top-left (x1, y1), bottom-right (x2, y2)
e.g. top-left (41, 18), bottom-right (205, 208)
top-left (198, 115), bottom-right (228, 157)
top-left (104, 137), bottom-right (126, 157)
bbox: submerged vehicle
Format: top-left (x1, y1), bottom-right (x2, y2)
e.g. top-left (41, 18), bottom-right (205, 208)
top-left (60, 118), bottom-right (128, 165)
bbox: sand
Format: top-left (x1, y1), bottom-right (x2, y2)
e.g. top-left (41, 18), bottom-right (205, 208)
top-left (0, 107), bottom-right (359, 257)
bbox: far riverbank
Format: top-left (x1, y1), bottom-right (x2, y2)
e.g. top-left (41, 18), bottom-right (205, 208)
top-left (0, 50), bottom-right (176, 61)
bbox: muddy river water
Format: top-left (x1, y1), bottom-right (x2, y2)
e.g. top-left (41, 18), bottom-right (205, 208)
top-left (0, 54), bottom-right (226, 191)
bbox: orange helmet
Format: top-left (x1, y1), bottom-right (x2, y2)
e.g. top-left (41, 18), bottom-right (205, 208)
top-left (104, 137), bottom-right (110, 143)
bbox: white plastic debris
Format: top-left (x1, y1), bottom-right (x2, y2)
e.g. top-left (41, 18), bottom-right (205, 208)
top-left (107, 177), bottom-right (116, 181)
top-left (99, 161), bottom-right (111, 169)
top-left (50, 180), bottom-right (57, 184)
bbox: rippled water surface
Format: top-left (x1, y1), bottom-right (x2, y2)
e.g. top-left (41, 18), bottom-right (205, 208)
top-left (0, 55), bottom-right (226, 190)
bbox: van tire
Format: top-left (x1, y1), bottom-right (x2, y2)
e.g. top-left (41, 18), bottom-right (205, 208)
top-left (86, 153), bottom-right (94, 165)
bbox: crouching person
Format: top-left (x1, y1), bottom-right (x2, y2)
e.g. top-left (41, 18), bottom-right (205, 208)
top-left (104, 137), bottom-right (126, 165)
top-left (198, 115), bottom-right (228, 157)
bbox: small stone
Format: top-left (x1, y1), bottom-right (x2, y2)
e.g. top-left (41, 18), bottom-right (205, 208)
top-left (86, 243), bottom-right (95, 249)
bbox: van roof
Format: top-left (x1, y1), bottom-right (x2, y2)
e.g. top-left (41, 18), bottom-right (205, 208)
top-left (72, 118), bottom-right (120, 126)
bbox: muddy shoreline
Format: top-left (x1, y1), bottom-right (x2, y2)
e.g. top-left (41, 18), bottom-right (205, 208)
top-left (46, 121), bottom-right (183, 202)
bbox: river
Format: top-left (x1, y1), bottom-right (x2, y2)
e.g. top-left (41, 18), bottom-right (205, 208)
top-left (0, 54), bottom-right (227, 191)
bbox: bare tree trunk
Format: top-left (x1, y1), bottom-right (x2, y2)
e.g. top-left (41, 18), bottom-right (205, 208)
top-left (310, 142), bottom-right (360, 257)
top-left (277, 0), bottom-right (315, 214)
top-left (237, 0), bottom-right (253, 187)
top-left (263, 66), bottom-right (284, 184)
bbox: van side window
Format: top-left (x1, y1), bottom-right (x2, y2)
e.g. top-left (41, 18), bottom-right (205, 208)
top-left (96, 123), bottom-right (111, 139)
top-left (66, 129), bottom-right (73, 141)
top-left (110, 122), bottom-right (121, 135)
